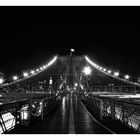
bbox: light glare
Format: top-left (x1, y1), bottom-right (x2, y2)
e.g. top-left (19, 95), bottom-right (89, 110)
top-left (108, 70), bottom-right (112, 74)
top-left (125, 75), bottom-right (130, 80)
top-left (31, 70), bottom-right (35, 74)
top-left (13, 76), bottom-right (18, 80)
top-left (74, 83), bottom-right (78, 87)
top-left (23, 72), bottom-right (28, 77)
top-left (0, 78), bottom-right (4, 84)
top-left (83, 66), bottom-right (92, 75)
top-left (114, 72), bottom-right (119, 76)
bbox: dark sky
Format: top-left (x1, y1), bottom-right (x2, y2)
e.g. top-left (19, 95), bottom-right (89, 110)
top-left (0, 6), bottom-right (140, 79)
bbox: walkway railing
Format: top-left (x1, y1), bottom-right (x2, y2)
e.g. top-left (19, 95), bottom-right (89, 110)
top-left (0, 93), bottom-right (61, 134)
top-left (82, 93), bottom-right (140, 133)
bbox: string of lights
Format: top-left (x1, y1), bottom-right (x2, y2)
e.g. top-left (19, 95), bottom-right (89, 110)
top-left (0, 55), bottom-right (58, 88)
top-left (0, 55), bottom-right (139, 88)
top-left (85, 56), bottom-right (140, 87)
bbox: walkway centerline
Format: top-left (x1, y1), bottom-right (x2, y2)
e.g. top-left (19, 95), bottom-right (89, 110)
top-left (68, 93), bottom-right (75, 134)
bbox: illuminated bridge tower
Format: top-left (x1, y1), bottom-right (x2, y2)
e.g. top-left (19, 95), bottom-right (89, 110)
top-left (59, 55), bottom-right (85, 91)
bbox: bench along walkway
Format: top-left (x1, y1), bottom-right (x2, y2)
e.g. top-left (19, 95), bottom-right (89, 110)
top-left (9, 93), bottom-right (113, 134)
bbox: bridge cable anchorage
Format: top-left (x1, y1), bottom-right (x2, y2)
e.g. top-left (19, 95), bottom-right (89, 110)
top-left (85, 56), bottom-right (140, 87)
top-left (0, 55), bottom-right (58, 88)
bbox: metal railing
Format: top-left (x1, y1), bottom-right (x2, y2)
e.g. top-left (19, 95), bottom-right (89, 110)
top-left (90, 86), bottom-right (140, 93)
top-left (83, 94), bottom-right (140, 133)
top-left (0, 94), bottom-right (60, 134)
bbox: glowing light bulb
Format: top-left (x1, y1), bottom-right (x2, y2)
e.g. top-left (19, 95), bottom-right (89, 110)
top-left (23, 72), bottom-right (28, 77)
top-left (13, 76), bottom-right (18, 80)
top-left (31, 70), bottom-right (35, 74)
top-left (124, 75), bottom-right (130, 80)
top-left (114, 72), bottom-right (119, 76)
top-left (108, 70), bottom-right (112, 74)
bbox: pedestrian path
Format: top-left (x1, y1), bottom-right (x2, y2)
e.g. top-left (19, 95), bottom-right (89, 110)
top-left (10, 93), bottom-right (112, 134)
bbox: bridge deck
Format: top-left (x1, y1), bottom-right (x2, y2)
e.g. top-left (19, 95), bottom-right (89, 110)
top-left (9, 93), bottom-right (112, 134)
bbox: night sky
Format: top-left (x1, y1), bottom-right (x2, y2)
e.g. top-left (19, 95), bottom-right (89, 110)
top-left (0, 7), bottom-right (140, 80)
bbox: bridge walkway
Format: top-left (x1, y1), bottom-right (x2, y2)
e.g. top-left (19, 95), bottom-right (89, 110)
top-left (9, 93), bottom-right (112, 134)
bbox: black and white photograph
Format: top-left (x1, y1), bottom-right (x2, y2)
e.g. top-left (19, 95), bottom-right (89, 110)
top-left (0, 3), bottom-right (140, 136)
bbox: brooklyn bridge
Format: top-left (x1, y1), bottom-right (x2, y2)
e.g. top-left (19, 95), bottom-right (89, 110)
top-left (0, 53), bottom-right (140, 134)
